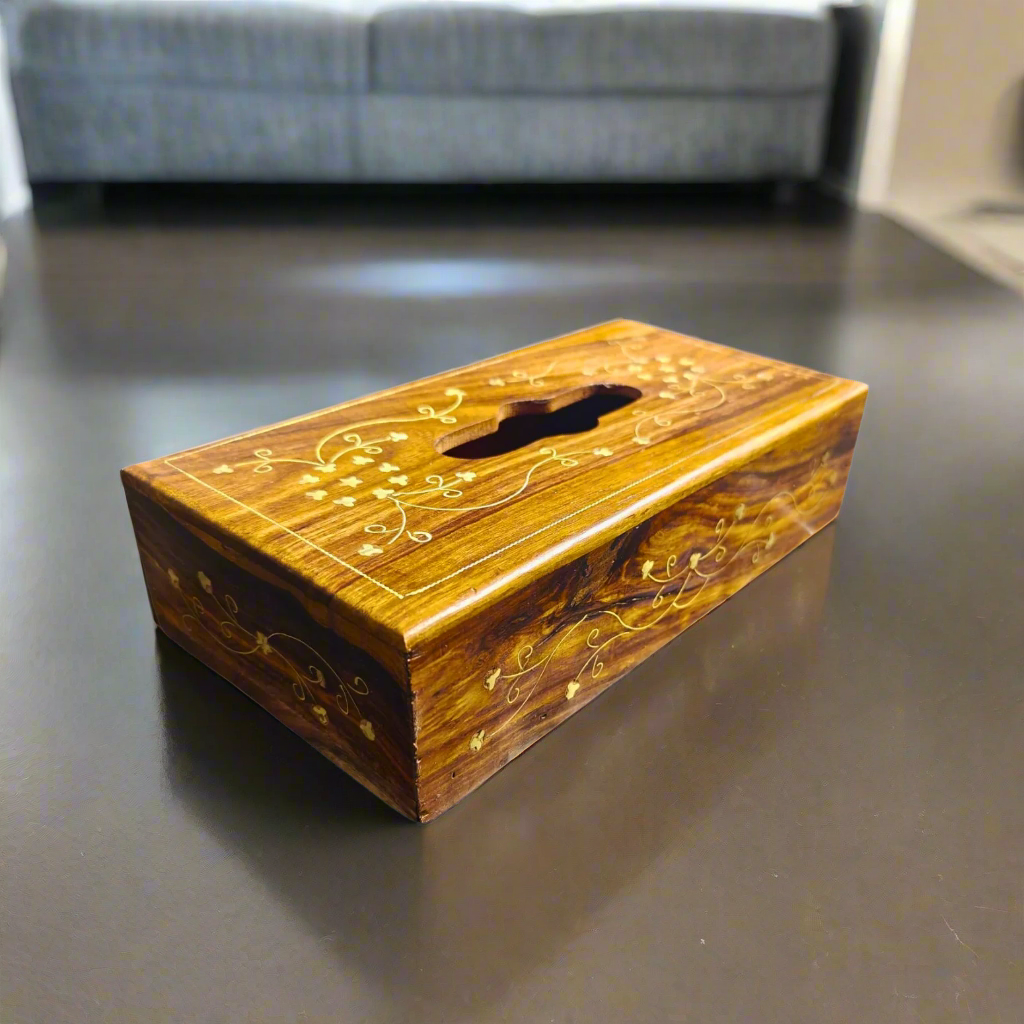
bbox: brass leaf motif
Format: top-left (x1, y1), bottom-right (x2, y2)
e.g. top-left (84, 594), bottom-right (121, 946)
top-left (168, 567), bottom-right (375, 742)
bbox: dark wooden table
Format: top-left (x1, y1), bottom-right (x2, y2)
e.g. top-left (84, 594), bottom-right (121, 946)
top-left (2, 188), bottom-right (1022, 1024)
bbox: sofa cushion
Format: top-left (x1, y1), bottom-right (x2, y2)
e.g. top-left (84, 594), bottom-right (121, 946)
top-left (15, 0), bottom-right (370, 91)
top-left (14, 72), bottom-right (362, 179)
top-left (370, 0), bottom-right (836, 95)
top-left (358, 93), bottom-right (829, 179)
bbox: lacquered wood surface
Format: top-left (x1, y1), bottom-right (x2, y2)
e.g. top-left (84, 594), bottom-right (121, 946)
top-left (125, 487), bottom-right (417, 818)
top-left (123, 320), bottom-right (866, 819)
top-left (124, 319), bottom-right (865, 652)
top-left (415, 389), bottom-right (865, 818)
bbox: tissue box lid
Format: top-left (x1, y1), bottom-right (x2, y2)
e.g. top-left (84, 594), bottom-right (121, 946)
top-left (122, 319), bottom-right (864, 651)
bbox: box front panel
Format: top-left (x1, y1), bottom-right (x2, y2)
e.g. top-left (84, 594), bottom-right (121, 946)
top-left (413, 390), bottom-right (865, 820)
top-left (124, 486), bottom-right (418, 819)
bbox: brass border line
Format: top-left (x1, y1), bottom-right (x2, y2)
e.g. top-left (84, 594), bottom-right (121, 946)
top-left (164, 462), bottom-right (406, 599)
top-left (163, 380), bottom-right (841, 602)
top-left (401, 380), bottom-right (839, 598)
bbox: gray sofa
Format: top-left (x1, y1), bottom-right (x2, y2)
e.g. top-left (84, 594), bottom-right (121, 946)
top-left (4, 0), bottom-right (838, 183)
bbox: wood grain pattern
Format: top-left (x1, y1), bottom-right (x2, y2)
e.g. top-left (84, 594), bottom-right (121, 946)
top-left (122, 319), bottom-right (867, 820)
top-left (412, 393), bottom-right (864, 819)
top-left (124, 487), bottom-right (417, 818)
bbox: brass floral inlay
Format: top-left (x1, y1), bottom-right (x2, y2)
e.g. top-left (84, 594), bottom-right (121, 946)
top-left (486, 361), bottom-right (558, 389)
top-left (213, 389), bottom-right (463, 478)
top-left (187, 339), bottom-right (795, 576)
top-left (581, 338), bottom-right (779, 445)
top-left (166, 567), bottom-right (375, 741)
top-left (472, 454), bottom-right (837, 752)
top-left (202, 381), bottom-right (617, 556)
top-left (363, 446), bottom-right (613, 548)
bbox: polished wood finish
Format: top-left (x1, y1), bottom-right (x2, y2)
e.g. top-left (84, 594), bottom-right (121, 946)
top-left (123, 485), bottom-right (418, 818)
top-left (122, 319), bottom-right (867, 820)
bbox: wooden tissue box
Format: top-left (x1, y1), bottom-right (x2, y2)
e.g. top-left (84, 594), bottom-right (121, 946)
top-left (122, 320), bottom-right (867, 821)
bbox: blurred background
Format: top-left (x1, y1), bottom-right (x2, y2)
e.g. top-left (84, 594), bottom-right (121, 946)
top-left (0, 0), bottom-right (1022, 287)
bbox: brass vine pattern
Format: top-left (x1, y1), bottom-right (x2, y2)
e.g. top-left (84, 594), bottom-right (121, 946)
top-left (581, 338), bottom-right (779, 445)
top-left (487, 361), bottom-right (558, 389)
top-left (362, 445), bottom-right (614, 549)
top-left (201, 345), bottom-right (780, 561)
top-left (472, 454), bottom-right (838, 752)
top-left (209, 387), bottom-right (465, 478)
top-left (166, 567), bottom-right (375, 741)
top-left (204, 381), bottom-right (616, 556)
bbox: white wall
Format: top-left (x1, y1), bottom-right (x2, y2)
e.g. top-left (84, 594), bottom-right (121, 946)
top-left (0, 23), bottom-right (29, 219)
top-left (889, 0), bottom-right (1024, 203)
top-left (859, 0), bottom-right (1024, 208)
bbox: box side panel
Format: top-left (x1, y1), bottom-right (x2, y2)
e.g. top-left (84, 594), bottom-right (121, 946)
top-left (413, 388), bottom-right (866, 820)
top-left (123, 485), bottom-right (419, 820)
